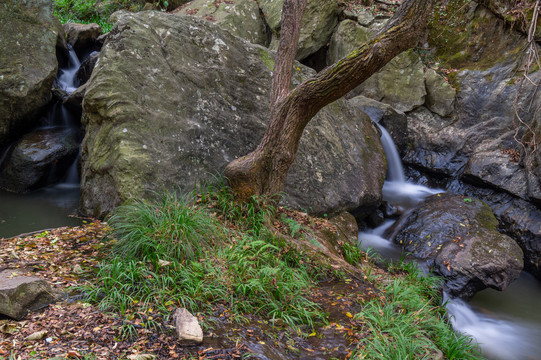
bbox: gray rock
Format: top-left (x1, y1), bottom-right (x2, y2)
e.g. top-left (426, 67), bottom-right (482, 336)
top-left (0, 270), bottom-right (58, 320)
top-left (172, 308), bottom-right (203, 345)
top-left (327, 19), bottom-right (372, 65)
top-left (356, 50), bottom-right (426, 112)
top-left (327, 21), bottom-right (426, 112)
top-left (388, 194), bottom-right (523, 299)
top-left (76, 51), bottom-right (100, 86)
top-left (348, 95), bottom-right (408, 153)
top-left (259, 0), bottom-right (338, 60)
top-left (175, 0), bottom-right (268, 46)
top-left (62, 23), bottom-right (103, 58)
top-left (424, 68), bottom-right (456, 117)
top-left (0, 128), bottom-right (79, 192)
top-left (80, 12), bottom-right (385, 218)
top-left (0, 0), bottom-right (60, 148)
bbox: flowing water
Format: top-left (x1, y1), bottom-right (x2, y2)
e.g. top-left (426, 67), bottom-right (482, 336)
top-left (359, 122), bottom-right (541, 360)
top-left (0, 46), bottom-right (83, 239)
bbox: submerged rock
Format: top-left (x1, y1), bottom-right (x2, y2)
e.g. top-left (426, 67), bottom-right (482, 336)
top-left (388, 193), bottom-right (523, 299)
top-left (81, 12), bottom-right (385, 218)
top-left (0, 128), bottom-right (79, 192)
top-left (0, 0), bottom-right (61, 148)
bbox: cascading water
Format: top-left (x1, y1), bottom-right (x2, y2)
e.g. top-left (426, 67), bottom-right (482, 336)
top-left (359, 121), bottom-right (541, 360)
top-left (0, 46), bottom-right (83, 238)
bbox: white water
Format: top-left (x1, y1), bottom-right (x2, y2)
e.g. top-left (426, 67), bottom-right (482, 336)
top-left (57, 45), bottom-right (81, 94)
top-left (358, 122), bottom-right (541, 360)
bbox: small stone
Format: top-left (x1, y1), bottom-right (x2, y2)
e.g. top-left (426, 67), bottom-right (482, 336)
top-left (172, 308), bottom-right (203, 345)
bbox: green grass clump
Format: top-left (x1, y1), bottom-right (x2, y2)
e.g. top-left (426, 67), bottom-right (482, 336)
top-left (353, 260), bottom-right (483, 360)
top-left (80, 187), bottom-right (325, 331)
top-left (52, 0), bottom-right (165, 32)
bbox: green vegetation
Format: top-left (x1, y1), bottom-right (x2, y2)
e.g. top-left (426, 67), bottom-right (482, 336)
top-left (75, 185), bottom-right (482, 357)
top-left (353, 260), bottom-right (483, 360)
top-left (52, 0), bottom-right (170, 32)
top-left (80, 187), bottom-right (327, 332)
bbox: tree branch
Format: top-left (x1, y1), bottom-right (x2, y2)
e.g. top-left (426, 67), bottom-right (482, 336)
top-left (270, 0), bottom-right (308, 106)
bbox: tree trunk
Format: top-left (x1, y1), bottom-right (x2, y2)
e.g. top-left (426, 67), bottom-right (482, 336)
top-left (225, 0), bottom-right (437, 202)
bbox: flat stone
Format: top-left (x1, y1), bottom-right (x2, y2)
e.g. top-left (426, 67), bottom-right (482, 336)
top-left (0, 270), bottom-right (57, 320)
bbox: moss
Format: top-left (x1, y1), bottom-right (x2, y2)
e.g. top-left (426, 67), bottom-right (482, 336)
top-left (258, 48), bottom-right (275, 71)
top-left (428, 1), bottom-right (525, 71)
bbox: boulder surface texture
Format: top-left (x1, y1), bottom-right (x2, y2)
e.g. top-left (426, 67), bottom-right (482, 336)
top-left (389, 194), bottom-right (523, 299)
top-left (81, 12), bottom-right (385, 218)
top-left (0, 270), bottom-right (57, 320)
top-left (174, 0), bottom-right (268, 46)
top-left (0, 0), bottom-right (60, 148)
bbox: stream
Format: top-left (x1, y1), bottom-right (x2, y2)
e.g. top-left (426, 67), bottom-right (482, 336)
top-left (0, 46), bottom-right (82, 239)
top-left (360, 124), bottom-right (541, 360)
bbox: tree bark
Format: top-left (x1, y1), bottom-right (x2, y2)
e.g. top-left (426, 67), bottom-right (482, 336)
top-left (225, 0), bottom-right (437, 202)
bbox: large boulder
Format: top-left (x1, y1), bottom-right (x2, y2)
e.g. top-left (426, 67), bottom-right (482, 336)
top-left (174, 0), bottom-right (268, 46)
top-left (0, 128), bottom-right (79, 192)
top-left (389, 194), bottom-right (523, 299)
top-left (0, 0), bottom-right (61, 148)
top-left (80, 12), bottom-right (386, 218)
top-left (259, 0), bottom-right (338, 60)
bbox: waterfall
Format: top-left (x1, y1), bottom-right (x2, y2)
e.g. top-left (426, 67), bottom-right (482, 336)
top-left (57, 45), bottom-right (81, 94)
top-left (359, 121), bottom-right (541, 360)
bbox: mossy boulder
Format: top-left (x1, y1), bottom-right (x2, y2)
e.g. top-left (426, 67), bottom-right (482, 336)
top-left (80, 12), bottom-right (385, 218)
top-left (327, 20), bottom-right (426, 112)
top-left (424, 68), bottom-right (456, 117)
top-left (428, 2), bottom-right (526, 70)
top-left (259, 0), bottom-right (338, 60)
top-left (0, 0), bottom-right (61, 148)
top-left (389, 193), bottom-right (523, 298)
top-left (174, 0), bottom-right (268, 46)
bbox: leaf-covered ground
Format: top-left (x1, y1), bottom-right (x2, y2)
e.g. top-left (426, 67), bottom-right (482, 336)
top-left (0, 219), bottom-right (384, 360)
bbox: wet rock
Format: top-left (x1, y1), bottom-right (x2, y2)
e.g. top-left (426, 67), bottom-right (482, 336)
top-left (0, 270), bottom-right (58, 320)
top-left (348, 95), bottom-right (408, 153)
top-left (260, 0), bottom-right (338, 60)
top-left (0, 0), bottom-right (60, 148)
top-left (63, 83), bottom-right (88, 110)
top-left (172, 308), bottom-right (203, 345)
top-left (406, 168), bottom-right (541, 281)
top-left (63, 23), bottom-right (103, 58)
top-left (76, 51), bottom-right (100, 86)
top-left (174, 0), bottom-right (268, 46)
top-left (0, 128), bottom-right (79, 193)
top-left (388, 193), bottom-right (523, 299)
top-left (80, 13), bottom-right (385, 218)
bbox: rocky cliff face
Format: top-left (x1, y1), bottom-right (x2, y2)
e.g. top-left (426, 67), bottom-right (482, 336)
top-left (80, 12), bottom-right (386, 218)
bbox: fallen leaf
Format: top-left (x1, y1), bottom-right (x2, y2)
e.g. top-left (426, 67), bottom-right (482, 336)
top-left (127, 354), bottom-right (156, 360)
top-left (0, 323), bottom-right (17, 334)
top-left (25, 330), bottom-right (48, 341)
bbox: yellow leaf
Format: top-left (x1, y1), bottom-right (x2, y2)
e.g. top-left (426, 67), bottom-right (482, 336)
top-left (346, 312), bottom-right (353, 318)
top-left (309, 332), bottom-right (316, 337)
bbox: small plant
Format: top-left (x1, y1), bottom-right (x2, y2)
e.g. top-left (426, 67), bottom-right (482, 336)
top-left (352, 260), bottom-right (482, 360)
